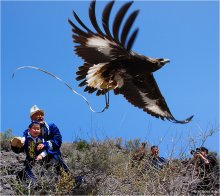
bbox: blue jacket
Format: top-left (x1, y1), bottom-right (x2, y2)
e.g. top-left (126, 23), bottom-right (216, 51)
top-left (23, 122), bottom-right (62, 160)
top-left (24, 134), bottom-right (44, 161)
top-left (148, 154), bottom-right (168, 170)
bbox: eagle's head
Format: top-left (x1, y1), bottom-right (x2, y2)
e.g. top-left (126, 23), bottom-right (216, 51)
top-left (151, 58), bottom-right (170, 72)
top-left (157, 58), bottom-right (170, 66)
top-left (147, 57), bottom-right (170, 72)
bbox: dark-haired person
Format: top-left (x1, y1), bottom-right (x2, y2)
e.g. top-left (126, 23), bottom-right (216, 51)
top-left (11, 121), bottom-right (47, 182)
top-left (148, 146), bottom-right (168, 170)
top-left (191, 146), bottom-right (219, 190)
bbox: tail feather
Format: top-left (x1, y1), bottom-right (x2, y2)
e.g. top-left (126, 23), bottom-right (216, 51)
top-left (76, 69), bottom-right (88, 76)
top-left (76, 63), bottom-right (107, 96)
top-left (79, 80), bottom-right (87, 87)
top-left (76, 74), bottom-right (86, 81)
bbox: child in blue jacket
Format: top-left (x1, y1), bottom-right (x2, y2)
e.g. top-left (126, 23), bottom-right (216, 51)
top-left (11, 121), bottom-right (47, 182)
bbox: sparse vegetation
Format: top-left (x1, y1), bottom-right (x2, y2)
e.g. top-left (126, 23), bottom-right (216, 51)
top-left (76, 139), bottom-right (90, 151)
top-left (0, 128), bottom-right (219, 195)
top-left (0, 129), bottom-right (14, 151)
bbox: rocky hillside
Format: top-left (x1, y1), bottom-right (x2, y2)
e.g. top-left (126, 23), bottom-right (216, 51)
top-left (1, 139), bottom-right (219, 195)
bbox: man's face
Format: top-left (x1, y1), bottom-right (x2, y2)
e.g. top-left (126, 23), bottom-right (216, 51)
top-left (31, 111), bottom-right (44, 124)
top-left (151, 147), bottom-right (159, 155)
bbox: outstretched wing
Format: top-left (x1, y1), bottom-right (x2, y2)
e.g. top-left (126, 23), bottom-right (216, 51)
top-left (68, 0), bottom-right (139, 65)
top-left (118, 73), bottom-right (193, 124)
top-left (69, 0), bottom-right (194, 123)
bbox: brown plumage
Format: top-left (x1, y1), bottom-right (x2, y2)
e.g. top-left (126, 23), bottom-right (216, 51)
top-left (68, 0), bottom-right (193, 124)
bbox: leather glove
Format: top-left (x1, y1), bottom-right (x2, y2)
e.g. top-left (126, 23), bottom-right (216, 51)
top-left (10, 137), bottom-right (24, 148)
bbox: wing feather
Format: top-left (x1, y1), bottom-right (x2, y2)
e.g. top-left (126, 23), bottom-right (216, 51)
top-left (126, 28), bottom-right (139, 51)
top-left (121, 10), bottom-right (139, 47)
top-left (119, 73), bottom-right (193, 123)
top-left (68, 19), bottom-right (89, 38)
top-left (102, 1), bottom-right (115, 39)
top-left (89, 0), bottom-right (105, 36)
top-left (73, 11), bottom-right (94, 34)
top-left (112, 1), bottom-right (133, 43)
top-left (74, 46), bottom-right (109, 64)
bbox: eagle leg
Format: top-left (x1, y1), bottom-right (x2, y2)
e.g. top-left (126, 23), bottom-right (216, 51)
top-left (104, 86), bottom-right (110, 109)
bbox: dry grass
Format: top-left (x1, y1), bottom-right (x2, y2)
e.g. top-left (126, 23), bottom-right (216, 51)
top-left (0, 128), bottom-right (219, 195)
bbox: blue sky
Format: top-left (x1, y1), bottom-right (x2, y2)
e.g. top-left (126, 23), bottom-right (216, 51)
top-left (1, 1), bottom-right (219, 157)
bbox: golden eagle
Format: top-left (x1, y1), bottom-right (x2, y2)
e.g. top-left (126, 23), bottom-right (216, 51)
top-left (68, 0), bottom-right (193, 124)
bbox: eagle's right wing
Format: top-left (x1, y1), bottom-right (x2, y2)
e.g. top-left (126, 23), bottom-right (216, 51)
top-left (118, 73), bottom-right (193, 124)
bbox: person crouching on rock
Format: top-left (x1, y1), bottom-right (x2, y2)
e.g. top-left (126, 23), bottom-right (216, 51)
top-left (11, 121), bottom-right (47, 182)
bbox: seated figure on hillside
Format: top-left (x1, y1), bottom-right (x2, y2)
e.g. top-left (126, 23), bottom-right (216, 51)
top-left (190, 146), bottom-right (219, 190)
top-left (147, 145), bottom-right (168, 170)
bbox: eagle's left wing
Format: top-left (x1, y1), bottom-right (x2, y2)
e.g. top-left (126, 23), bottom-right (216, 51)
top-left (68, 0), bottom-right (139, 65)
top-left (118, 73), bottom-right (193, 124)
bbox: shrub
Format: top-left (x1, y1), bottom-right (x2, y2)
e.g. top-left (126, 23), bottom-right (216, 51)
top-left (56, 170), bottom-right (76, 195)
top-left (0, 129), bottom-right (14, 151)
top-left (76, 139), bottom-right (90, 151)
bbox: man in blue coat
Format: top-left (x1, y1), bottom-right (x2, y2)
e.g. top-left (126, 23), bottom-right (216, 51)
top-left (23, 105), bottom-right (69, 173)
top-left (11, 105), bottom-right (83, 187)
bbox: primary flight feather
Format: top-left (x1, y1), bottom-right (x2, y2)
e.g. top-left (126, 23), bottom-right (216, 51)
top-left (68, 0), bottom-right (193, 124)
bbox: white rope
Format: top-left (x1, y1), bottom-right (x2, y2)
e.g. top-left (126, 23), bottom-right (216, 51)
top-left (12, 66), bottom-right (109, 113)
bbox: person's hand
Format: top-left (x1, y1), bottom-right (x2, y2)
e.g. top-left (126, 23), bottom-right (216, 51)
top-left (37, 143), bottom-right (44, 151)
top-left (194, 153), bottom-right (209, 164)
top-left (36, 154), bottom-right (43, 161)
top-left (195, 153), bottom-right (204, 159)
top-left (197, 153), bottom-right (209, 164)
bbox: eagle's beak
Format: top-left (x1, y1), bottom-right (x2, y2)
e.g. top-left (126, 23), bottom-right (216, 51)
top-left (162, 59), bottom-right (170, 63)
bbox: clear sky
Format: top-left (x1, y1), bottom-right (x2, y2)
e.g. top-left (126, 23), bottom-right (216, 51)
top-left (1, 1), bottom-right (219, 157)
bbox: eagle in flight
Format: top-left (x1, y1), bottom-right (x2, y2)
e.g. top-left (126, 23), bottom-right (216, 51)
top-left (68, 0), bottom-right (193, 124)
